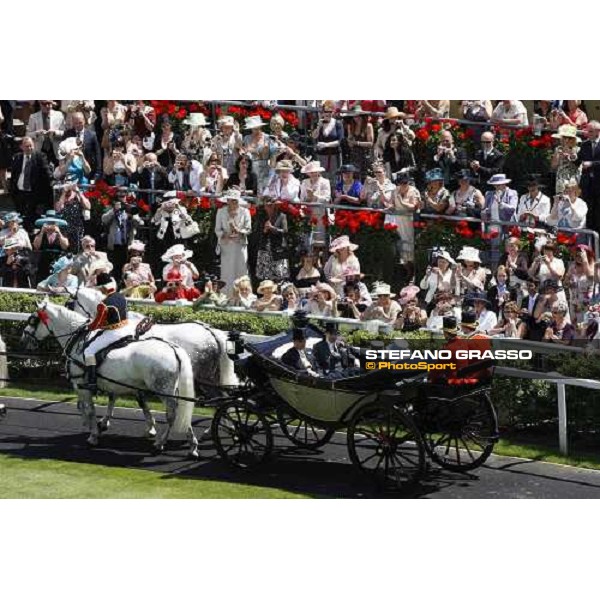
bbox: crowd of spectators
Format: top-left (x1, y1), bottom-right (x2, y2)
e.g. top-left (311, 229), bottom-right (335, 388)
top-left (1, 99), bottom-right (600, 345)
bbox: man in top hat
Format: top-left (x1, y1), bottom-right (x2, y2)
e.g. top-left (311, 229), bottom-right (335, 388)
top-left (515, 175), bottom-right (551, 224)
top-left (312, 321), bottom-right (351, 376)
top-left (80, 272), bottom-right (134, 392)
top-left (281, 328), bottom-right (318, 376)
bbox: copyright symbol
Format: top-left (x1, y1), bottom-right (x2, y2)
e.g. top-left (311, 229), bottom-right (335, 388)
top-left (366, 363), bottom-right (375, 370)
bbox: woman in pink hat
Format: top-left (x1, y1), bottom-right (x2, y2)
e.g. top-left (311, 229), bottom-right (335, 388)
top-left (306, 281), bottom-right (338, 317)
top-left (394, 285), bottom-right (427, 331)
top-left (323, 235), bottom-right (360, 296)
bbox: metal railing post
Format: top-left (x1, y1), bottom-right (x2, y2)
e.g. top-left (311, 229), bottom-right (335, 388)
top-left (557, 382), bottom-right (568, 455)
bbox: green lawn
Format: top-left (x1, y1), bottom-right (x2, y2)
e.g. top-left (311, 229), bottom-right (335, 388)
top-left (0, 454), bottom-right (307, 499)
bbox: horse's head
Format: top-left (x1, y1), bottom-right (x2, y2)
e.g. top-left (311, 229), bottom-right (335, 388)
top-left (21, 297), bottom-right (53, 349)
top-left (69, 285), bottom-right (102, 319)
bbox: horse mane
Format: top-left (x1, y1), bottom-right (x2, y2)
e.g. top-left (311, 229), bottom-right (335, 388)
top-left (47, 301), bottom-right (88, 327)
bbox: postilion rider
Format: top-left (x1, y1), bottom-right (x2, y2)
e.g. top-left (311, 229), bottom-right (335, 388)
top-left (79, 272), bottom-right (137, 392)
top-left (429, 311), bottom-right (493, 386)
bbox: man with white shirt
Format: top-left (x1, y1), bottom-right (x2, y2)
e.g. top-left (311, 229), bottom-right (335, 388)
top-left (515, 176), bottom-right (551, 224)
top-left (26, 101), bottom-right (65, 165)
top-left (10, 137), bottom-right (53, 229)
top-left (491, 100), bottom-right (529, 127)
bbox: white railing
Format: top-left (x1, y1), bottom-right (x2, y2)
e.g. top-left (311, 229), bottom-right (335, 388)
top-left (495, 366), bottom-right (600, 456)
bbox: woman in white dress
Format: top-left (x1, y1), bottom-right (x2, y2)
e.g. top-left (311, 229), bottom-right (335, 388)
top-left (360, 161), bottom-right (395, 208)
top-left (420, 249), bottom-right (457, 307)
top-left (386, 173), bottom-right (421, 268)
top-left (300, 160), bottom-right (331, 248)
top-left (215, 189), bottom-right (252, 295)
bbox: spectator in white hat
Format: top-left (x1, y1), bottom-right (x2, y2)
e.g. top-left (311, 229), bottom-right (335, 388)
top-left (455, 246), bottom-right (486, 295)
top-left (491, 101), bottom-right (529, 126)
top-left (181, 113), bottom-right (212, 163)
top-left (122, 240), bottom-right (156, 299)
top-left (211, 115), bottom-right (242, 175)
top-left (546, 178), bottom-right (588, 229)
top-left (551, 125), bottom-right (581, 194)
top-left (215, 189), bottom-right (252, 295)
top-left (161, 243), bottom-right (199, 289)
top-left (361, 282), bottom-right (400, 323)
top-left (300, 160), bottom-right (331, 248)
top-left (420, 249), bottom-right (457, 306)
top-left (242, 115), bottom-right (276, 194)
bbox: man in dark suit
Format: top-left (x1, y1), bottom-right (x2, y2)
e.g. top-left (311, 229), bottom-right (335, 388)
top-left (63, 111), bottom-right (102, 180)
top-left (10, 136), bottom-right (53, 229)
top-left (134, 152), bottom-right (171, 206)
top-left (312, 322), bottom-right (350, 375)
top-left (469, 131), bottom-right (505, 188)
top-left (576, 121), bottom-right (600, 232)
top-left (281, 328), bottom-right (318, 375)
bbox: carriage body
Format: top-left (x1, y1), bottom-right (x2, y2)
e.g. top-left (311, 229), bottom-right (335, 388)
top-left (211, 324), bottom-right (499, 489)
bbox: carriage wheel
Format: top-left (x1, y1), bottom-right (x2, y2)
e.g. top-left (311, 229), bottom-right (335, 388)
top-left (347, 401), bottom-right (426, 489)
top-left (424, 390), bottom-right (498, 473)
top-left (276, 406), bottom-right (335, 450)
top-left (211, 399), bottom-right (273, 468)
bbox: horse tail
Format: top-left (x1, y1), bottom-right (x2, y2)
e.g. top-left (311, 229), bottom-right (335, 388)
top-left (214, 329), bottom-right (240, 388)
top-left (172, 346), bottom-right (196, 435)
top-left (0, 334), bottom-right (7, 389)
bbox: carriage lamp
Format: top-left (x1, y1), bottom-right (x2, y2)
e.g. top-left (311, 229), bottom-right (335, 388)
top-left (226, 330), bottom-right (243, 358)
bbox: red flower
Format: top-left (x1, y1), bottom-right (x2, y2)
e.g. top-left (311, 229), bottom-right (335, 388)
top-left (508, 225), bottom-right (521, 238)
top-left (430, 123), bottom-right (441, 133)
top-left (384, 222), bottom-right (398, 231)
top-left (527, 232), bottom-right (535, 242)
top-left (176, 108), bottom-right (187, 120)
top-left (415, 128), bottom-right (430, 142)
top-left (529, 139), bottom-right (541, 148)
top-left (200, 196), bottom-right (211, 210)
top-left (189, 103), bottom-right (200, 112)
top-left (249, 206), bottom-right (257, 217)
top-left (167, 104), bottom-right (176, 115)
top-left (136, 200), bottom-right (150, 213)
top-left (100, 197), bottom-right (110, 207)
top-left (310, 216), bottom-right (318, 226)
top-left (464, 128), bottom-right (475, 139)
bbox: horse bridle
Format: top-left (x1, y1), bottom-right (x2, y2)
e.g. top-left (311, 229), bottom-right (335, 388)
top-left (69, 285), bottom-right (94, 319)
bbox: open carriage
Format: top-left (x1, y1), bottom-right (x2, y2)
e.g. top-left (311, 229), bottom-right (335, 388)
top-left (210, 323), bottom-right (500, 490)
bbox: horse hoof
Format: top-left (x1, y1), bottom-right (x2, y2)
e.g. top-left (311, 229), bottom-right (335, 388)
top-left (188, 449), bottom-right (200, 460)
top-left (86, 437), bottom-right (99, 448)
top-left (98, 420), bottom-right (109, 433)
top-left (146, 428), bottom-right (157, 439)
top-left (152, 445), bottom-right (164, 456)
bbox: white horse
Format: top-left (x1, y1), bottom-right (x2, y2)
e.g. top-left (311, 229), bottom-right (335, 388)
top-left (21, 299), bottom-right (199, 456)
top-left (69, 287), bottom-right (238, 403)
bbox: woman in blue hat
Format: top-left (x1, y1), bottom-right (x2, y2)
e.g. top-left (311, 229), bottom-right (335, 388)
top-left (32, 210), bottom-right (70, 284)
top-left (36, 255), bottom-right (78, 295)
top-left (422, 168), bottom-right (451, 214)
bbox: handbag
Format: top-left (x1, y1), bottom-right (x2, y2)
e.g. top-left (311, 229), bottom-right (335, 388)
top-left (179, 218), bottom-right (200, 240)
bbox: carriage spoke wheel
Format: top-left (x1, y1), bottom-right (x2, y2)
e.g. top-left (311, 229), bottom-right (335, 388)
top-left (347, 401), bottom-right (426, 490)
top-left (424, 391), bottom-right (498, 473)
top-left (276, 406), bottom-right (335, 450)
top-left (211, 400), bottom-right (273, 469)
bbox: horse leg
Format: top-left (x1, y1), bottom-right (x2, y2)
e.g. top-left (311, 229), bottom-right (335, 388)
top-left (79, 390), bottom-right (99, 447)
top-left (187, 425), bottom-right (199, 459)
top-left (98, 393), bottom-right (117, 433)
top-left (137, 392), bottom-right (157, 438)
top-left (154, 398), bottom-right (177, 454)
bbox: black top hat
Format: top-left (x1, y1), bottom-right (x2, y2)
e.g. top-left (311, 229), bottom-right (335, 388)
top-left (96, 272), bottom-right (114, 287)
top-left (324, 321), bottom-right (339, 334)
top-left (455, 169), bottom-right (476, 181)
top-left (338, 164), bottom-right (359, 174)
top-left (461, 309), bottom-right (479, 328)
top-left (443, 315), bottom-right (459, 334)
top-left (292, 327), bottom-right (307, 342)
